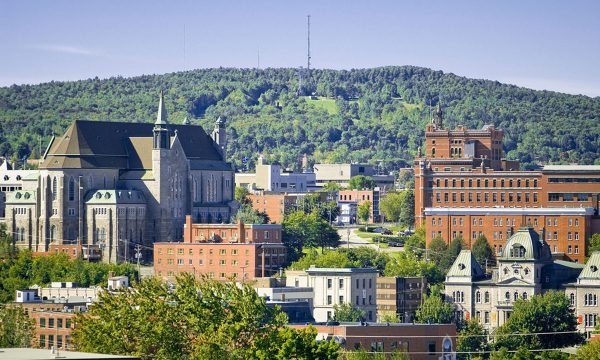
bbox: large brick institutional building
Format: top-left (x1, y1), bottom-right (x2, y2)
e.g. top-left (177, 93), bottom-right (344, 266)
top-left (415, 105), bottom-right (600, 262)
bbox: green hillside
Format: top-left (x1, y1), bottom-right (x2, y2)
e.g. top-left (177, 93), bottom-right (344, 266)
top-left (0, 66), bottom-right (598, 171)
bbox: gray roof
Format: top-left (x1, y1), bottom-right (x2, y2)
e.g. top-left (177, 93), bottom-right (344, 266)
top-left (306, 267), bottom-right (378, 275)
top-left (542, 165), bottom-right (600, 172)
top-left (502, 227), bottom-right (552, 261)
top-left (40, 120), bottom-right (224, 169)
top-left (447, 250), bottom-right (484, 278)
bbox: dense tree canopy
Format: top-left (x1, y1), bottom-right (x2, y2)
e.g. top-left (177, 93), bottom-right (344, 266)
top-left (2, 67), bottom-right (597, 172)
top-left (282, 211), bottom-right (340, 264)
top-left (0, 304), bottom-right (34, 347)
top-left (73, 274), bottom-right (340, 360)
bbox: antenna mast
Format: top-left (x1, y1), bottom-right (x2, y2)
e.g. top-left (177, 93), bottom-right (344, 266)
top-left (183, 24), bottom-right (186, 71)
top-left (307, 15), bottom-right (311, 73)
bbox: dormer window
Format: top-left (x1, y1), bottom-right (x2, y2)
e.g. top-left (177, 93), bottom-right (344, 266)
top-left (510, 243), bottom-right (526, 258)
top-left (591, 265), bottom-right (598, 273)
top-left (458, 263), bottom-right (466, 270)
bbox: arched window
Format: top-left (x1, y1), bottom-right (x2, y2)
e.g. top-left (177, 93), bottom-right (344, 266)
top-left (444, 179), bottom-right (448, 187)
top-left (468, 179), bottom-right (473, 187)
top-left (570, 293), bottom-right (575, 306)
top-left (501, 179), bottom-right (505, 187)
top-left (68, 177), bottom-right (75, 201)
top-left (505, 292), bottom-right (510, 300)
top-left (452, 179), bottom-right (456, 187)
top-left (514, 292), bottom-right (519, 301)
top-left (477, 179), bottom-right (481, 187)
top-left (431, 148), bottom-right (436, 157)
top-left (525, 179), bottom-right (530, 187)
top-left (493, 179), bottom-right (497, 187)
top-left (52, 177), bottom-right (58, 201)
top-left (533, 179), bottom-right (538, 187)
top-left (517, 179), bottom-right (521, 187)
top-left (509, 179), bottom-right (513, 187)
top-left (522, 292), bottom-right (528, 300)
top-left (484, 179), bottom-right (489, 187)
top-left (436, 179), bottom-right (440, 187)
top-left (460, 179), bottom-right (464, 187)
top-left (484, 291), bottom-right (490, 303)
top-left (476, 291), bottom-right (481, 303)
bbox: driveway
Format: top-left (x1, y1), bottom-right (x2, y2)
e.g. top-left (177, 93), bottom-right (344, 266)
top-left (336, 227), bottom-right (404, 253)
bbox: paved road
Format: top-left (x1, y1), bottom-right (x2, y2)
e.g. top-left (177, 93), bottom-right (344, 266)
top-left (336, 227), bottom-right (404, 253)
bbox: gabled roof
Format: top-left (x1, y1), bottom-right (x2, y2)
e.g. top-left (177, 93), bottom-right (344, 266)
top-left (579, 252), bottom-right (600, 281)
top-left (155, 90), bottom-right (168, 125)
top-left (447, 250), bottom-right (484, 279)
top-left (40, 120), bottom-right (224, 169)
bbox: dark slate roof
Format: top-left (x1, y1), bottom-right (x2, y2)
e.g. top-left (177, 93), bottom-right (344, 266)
top-left (40, 120), bottom-right (223, 169)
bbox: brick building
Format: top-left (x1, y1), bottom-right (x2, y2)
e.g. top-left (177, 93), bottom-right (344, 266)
top-left (414, 105), bottom-right (600, 262)
top-left (153, 215), bottom-right (286, 281)
top-left (337, 189), bottom-right (380, 224)
top-left (288, 323), bottom-right (456, 360)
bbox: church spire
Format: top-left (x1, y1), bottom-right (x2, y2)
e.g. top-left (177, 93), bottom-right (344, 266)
top-left (155, 90), bottom-right (168, 125)
top-left (432, 102), bottom-right (443, 128)
top-left (182, 116), bottom-right (190, 125)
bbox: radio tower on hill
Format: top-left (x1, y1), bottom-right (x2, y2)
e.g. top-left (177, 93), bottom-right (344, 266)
top-left (307, 15), bottom-right (311, 75)
top-left (298, 15), bottom-right (312, 96)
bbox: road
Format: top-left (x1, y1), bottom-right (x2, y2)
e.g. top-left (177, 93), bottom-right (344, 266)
top-left (336, 227), bottom-right (404, 253)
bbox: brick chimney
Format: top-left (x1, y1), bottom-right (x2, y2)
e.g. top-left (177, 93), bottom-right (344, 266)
top-left (184, 215), bottom-right (193, 243)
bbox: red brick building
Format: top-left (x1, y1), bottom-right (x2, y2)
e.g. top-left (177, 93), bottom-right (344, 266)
top-left (154, 216), bottom-right (286, 280)
top-left (337, 189), bottom-right (380, 223)
top-left (289, 323), bottom-right (456, 360)
top-left (247, 193), bottom-right (301, 223)
top-left (414, 106), bottom-right (600, 262)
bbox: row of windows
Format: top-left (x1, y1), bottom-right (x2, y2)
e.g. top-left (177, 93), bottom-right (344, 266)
top-left (434, 178), bottom-right (538, 189)
top-left (505, 291), bottom-right (528, 301)
top-left (548, 193), bottom-right (592, 202)
top-left (436, 191), bottom-right (538, 203)
top-left (584, 314), bottom-right (598, 327)
top-left (39, 334), bottom-right (72, 349)
top-left (39, 317), bottom-right (72, 329)
top-left (161, 258), bottom-right (252, 266)
top-left (159, 271), bottom-right (246, 279)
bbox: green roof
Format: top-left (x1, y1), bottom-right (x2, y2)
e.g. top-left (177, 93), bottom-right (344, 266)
top-left (579, 252), bottom-right (600, 280)
top-left (6, 190), bottom-right (37, 204)
top-left (447, 250), bottom-right (484, 279)
top-left (502, 227), bottom-right (551, 261)
top-left (85, 189), bottom-right (146, 204)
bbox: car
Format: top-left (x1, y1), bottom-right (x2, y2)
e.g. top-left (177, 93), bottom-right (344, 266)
top-left (388, 241), bottom-right (403, 247)
top-left (381, 229), bottom-right (393, 235)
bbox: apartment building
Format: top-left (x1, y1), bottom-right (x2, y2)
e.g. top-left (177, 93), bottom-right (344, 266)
top-left (376, 276), bottom-right (427, 323)
top-left (286, 267), bottom-right (378, 322)
top-left (337, 188), bottom-right (381, 224)
top-left (414, 105), bottom-right (600, 262)
top-left (154, 215), bottom-right (286, 281)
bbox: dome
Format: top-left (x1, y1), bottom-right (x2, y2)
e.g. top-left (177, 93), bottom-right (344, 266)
top-left (502, 227), bottom-right (551, 261)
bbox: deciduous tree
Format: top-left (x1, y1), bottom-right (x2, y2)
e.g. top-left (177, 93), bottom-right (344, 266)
top-left (415, 293), bottom-right (454, 324)
top-left (0, 305), bottom-right (34, 347)
top-left (334, 303), bottom-right (366, 322)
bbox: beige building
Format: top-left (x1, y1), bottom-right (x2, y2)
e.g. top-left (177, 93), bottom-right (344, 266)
top-left (313, 163), bottom-right (394, 190)
top-left (235, 155), bottom-right (316, 193)
top-left (376, 276), bottom-right (426, 323)
top-left (1, 92), bottom-right (236, 263)
top-left (286, 267), bottom-right (378, 322)
top-left (445, 227), bottom-right (600, 336)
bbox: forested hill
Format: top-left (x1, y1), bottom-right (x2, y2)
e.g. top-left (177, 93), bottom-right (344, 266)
top-left (0, 66), bottom-right (598, 171)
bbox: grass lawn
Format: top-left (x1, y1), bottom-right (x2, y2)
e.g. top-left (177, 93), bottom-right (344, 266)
top-left (304, 96), bottom-right (338, 115)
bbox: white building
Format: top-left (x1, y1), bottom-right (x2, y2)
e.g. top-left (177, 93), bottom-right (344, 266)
top-left (286, 267), bottom-right (378, 322)
top-left (445, 227), bottom-right (600, 336)
top-left (235, 155), bottom-right (316, 193)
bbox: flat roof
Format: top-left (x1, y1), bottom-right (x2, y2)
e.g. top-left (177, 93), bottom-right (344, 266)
top-left (306, 267), bottom-right (378, 274)
top-left (424, 207), bottom-right (595, 216)
top-left (543, 165), bottom-right (600, 172)
top-left (0, 348), bottom-right (138, 359)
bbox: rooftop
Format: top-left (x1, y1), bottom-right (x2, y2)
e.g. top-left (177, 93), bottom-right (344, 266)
top-left (542, 165), bottom-right (600, 172)
top-left (0, 348), bottom-right (137, 360)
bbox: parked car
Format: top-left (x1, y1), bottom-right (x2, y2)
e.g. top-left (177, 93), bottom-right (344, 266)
top-left (381, 228), bottom-right (393, 235)
top-left (388, 241), bottom-right (403, 247)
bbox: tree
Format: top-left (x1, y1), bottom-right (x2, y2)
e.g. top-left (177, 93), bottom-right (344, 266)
top-left (0, 223), bottom-right (17, 260)
top-left (348, 176), bottom-right (375, 190)
top-left (73, 274), bottom-right (340, 359)
top-left (232, 205), bottom-right (270, 224)
top-left (404, 227), bottom-right (426, 259)
top-left (0, 305), bottom-right (34, 347)
top-left (320, 181), bottom-right (341, 193)
top-left (440, 236), bottom-right (464, 273)
top-left (379, 192), bottom-right (403, 223)
top-left (415, 293), bottom-right (454, 324)
top-left (494, 291), bottom-right (584, 351)
top-left (333, 303), bottom-right (366, 322)
top-left (234, 186), bottom-right (250, 205)
top-left (575, 339), bottom-right (600, 359)
top-left (471, 235), bottom-right (495, 270)
top-left (378, 312), bottom-right (401, 323)
top-left (357, 201), bottom-right (371, 227)
top-left (290, 247), bottom-right (389, 273)
top-left (398, 189), bottom-right (414, 228)
top-left (456, 318), bottom-right (489, 359)
top-left (428, 236), bottom-right (448, 268)
top-left (282, 211), bottom-right (340, 264)
top-left (588, 233), bottom-right (600, 255)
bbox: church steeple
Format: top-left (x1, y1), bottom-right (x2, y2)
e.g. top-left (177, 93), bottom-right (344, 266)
top-left (182, 116), bottom-right (190, 125)
top-left (155, 90), bottom-right (168, 125)
top-left (432, 102), bottom-right (443, 128)
top-left (153, 90), bottom-right (170, 149)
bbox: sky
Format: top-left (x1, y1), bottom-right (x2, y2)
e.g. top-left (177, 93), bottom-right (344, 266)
top-left (1, 0), bottom-right (599, 97)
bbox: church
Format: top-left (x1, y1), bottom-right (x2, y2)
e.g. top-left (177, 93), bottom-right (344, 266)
top-left (1, 91), bottom-right (236, 263)
top-left (445, 227), bottom-right (600, 337)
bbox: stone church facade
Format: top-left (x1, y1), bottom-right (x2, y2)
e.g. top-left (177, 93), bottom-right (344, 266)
top-left (2, 92), bottom-right (235, 263)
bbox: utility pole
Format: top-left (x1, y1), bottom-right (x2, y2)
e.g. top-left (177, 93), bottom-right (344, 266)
top-left (307, 15), bottom-right (311, 74)
top-left (135, 244), bottom-right (142, 280)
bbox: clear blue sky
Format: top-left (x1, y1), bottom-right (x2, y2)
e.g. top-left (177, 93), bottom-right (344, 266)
top-left (1, 0), bottom-right (599, 97)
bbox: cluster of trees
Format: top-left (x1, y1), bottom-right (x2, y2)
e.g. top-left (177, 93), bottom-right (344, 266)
top-left (0, 225), bottom-right (137, 303)
top-left (1, 67), bottom-right (598, 171)
top-left (282, 211), bottom-right (340, 264)
top-left (73, 274), bottom-right (340, 359)
top-left (379, 190), bottom-right (415, 226)
top-left (428, 235), bottom-right (495, 274)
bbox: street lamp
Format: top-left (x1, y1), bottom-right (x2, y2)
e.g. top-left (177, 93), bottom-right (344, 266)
top-left (347, 228), bottom-right (351, 249)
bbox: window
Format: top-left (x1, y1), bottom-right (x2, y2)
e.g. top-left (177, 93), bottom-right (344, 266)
top-left (49, 318), bottom-right (55, 328)
top-left (40, 335), bottom-right (46, 348)
top-left (40, 318), bottom-right (46, 328)
top-left (327, 295), bottom-right (332, 305)
top-left (177, 259), bottom-right (184, 265)
top-left (570, 293), bottom-right (576, 306)
top-left (428, 342), bottom-right (436, 355)
top-left (476, 291), bottom-right (481, 303)
top-left (52, 177), bottom-right (57, 201)
top-left (339, 295), bottom-right (344, 304)
top-left (522, 292), bottom-right (528, 300)
top-left (484, 311), bottom-right (490, 324)
top-left (327, 279), bottom-right (332, 289)
top-left (576, 232), bottom-right (580, 241)
top-left (339, 279), bottom-right (344, 289)
top-left (484, 291), bottom-right (490, 303)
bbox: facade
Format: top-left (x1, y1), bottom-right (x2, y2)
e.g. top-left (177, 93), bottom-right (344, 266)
top-left (313, 163), bottom-right (394, 190)
top-left (289, 323), bottom-right (457, 360)
top-left (376, 276), bottom-right (427, 323)
top-left (235, 155), bottom-right (316, 193)
top-left (286, 267), bottom-right (378, 322)
top-left (153, 215), bottom-right (286, 281)
top-left (247, 192), bottom-right (328, 223)
top-left (337, 188), bottom-right (380, 224)
top-left (414, 105), bottom-right (600, 262)
top-left (445, 227), bottom-right (600, 336)
top-left (1, 92), bottom-right (235, 263)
